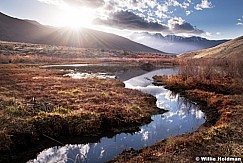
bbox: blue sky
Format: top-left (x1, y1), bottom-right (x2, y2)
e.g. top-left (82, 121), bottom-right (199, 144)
top-left (0, 0), bottom-right (242, 39)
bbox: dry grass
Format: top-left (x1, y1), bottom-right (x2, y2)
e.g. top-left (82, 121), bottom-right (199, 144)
top-left (0, 64), bottom-right (163, 161)
top-left (179, 35), bottom-right (243, 58)
top-left (157, 58), bottom-right (243, 94)
top-left (111, 58), bottom-right (243, 162)
top-left (0, 41), bottom-right (175, 64)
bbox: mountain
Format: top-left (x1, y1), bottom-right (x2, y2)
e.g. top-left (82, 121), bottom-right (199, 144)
top-left (0, 12), bottom-right (161, 53)
top-left (128, 32), bottom-right (228, 54)
top-left (178, 36), bottom-right (243, 58)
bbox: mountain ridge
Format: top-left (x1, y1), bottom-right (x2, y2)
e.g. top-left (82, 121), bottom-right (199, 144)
top-left (0, 12), bottom-right (162, 53)
top-left (128, 32), bottom-right (228, 54)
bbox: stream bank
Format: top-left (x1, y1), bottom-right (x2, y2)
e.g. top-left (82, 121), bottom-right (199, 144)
top-left (110, 73), bottom-right (243, 162)
top-left (0, 64), bottom-right (162, 162)
top-left (28, 68), bottom-right (205, 163)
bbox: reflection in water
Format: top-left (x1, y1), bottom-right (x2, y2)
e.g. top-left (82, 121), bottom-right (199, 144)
top-left (28, 68), bottom-right (205, 163)
top-left (64, 72), bottom-right (116, 79)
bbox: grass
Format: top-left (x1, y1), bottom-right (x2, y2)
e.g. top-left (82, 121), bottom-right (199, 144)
top-left (0, 63), bottom-right (165, 162)
top-left (0, 40), bottom-right (175, 65)
top-left (111, 58), bottom-right (243, 162)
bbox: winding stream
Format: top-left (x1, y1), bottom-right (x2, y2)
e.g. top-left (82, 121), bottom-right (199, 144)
top-left (28, 68), bottom-right (205, 163)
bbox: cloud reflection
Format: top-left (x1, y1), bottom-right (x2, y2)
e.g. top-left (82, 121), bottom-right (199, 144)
top-left (29, 68), bottom-right (205, 163)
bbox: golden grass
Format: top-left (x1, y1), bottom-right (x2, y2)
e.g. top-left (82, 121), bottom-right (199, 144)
top-left (0, 41), bottom-right (175, 65)
top-left (0, 64), bottom-right (163, 161)
top-left (111, 58), bottom-right (243, 162)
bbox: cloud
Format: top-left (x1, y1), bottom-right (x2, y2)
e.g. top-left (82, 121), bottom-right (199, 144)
top-left (216, 32), bottom-right (221, 35)
top-left (64, 0), bottom-right (104, 8)
top-left (93, 10), bottom-right (168, 32)
top-left (157, 4), bottom-right (169, 13)
top-left (37, 0), bottom-right (60, 5)
top-left (37, 0), bottom-right (104, 8)
top-left (145, 0), bottom-right (157, 9)
top-left (166, 0), bottom-right (180, 7)
top-left (155, 10), bottom-right (168, 19)
top-left (165, 0), bottom-right (191, 9)
top-left (185, 10), bottom-right (192, 16)
top-left (37, 0), bottom-right (205, 35)
top-left (168, 17), bottom-right (204, 34)
top-left (237, 22), bottom-right (243, 26)
top-left (236, 16), bottom-right (243, 26)
top-left (194, 0), bottom-right (214, 10)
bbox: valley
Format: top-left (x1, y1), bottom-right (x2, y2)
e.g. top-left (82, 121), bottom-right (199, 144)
top-left (0, 37), bottom-right (242, 162)
top-left (0, 7), bottom-right (242, 163)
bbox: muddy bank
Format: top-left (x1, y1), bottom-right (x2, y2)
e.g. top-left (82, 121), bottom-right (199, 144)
top-left (0, 64), bottom-right (165, 162)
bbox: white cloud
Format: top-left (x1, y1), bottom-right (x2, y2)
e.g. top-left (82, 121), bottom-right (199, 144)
top-left (166, 0), bottom-right (190, 9)
top-left (236, 16), bottom-right (243, 26)
top-left (186, 10), bottom-right (192, 16)
top-left (37, 0), bottom-right (205, 36)
top-left (167, 17), bottom-right (204, 34)
top-left (216, 32), bottom-right (221, 35)
top-left (157, 4), bottom-right (169, 13)
top-left (181, 2), bottom-right (190, 9)
top-left (145, 0), bottom-right (157, 9)
top-left (237, 22), bottom-right (243, 26)
top-left (37, 0), bottom-right (60, 5)
top-left (166, 0), bottom-right (180, 7)
top-left (155, 10), bottom-right (168, 19)
top-left (168, 17), bottom-right (184, 28)
top-left (194, 0), bottom-right (214, 10)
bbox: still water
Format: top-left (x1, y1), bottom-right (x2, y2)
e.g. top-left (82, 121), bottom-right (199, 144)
top-left (28, 68), bottom-right (205, 163)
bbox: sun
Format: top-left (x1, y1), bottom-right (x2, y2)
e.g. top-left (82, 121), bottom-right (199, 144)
top-left (59, 6), bottom-right (95, 29)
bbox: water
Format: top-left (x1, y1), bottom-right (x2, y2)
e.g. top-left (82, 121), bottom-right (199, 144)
top-left (63, 72), bottom-right (116, 79)
top-left (28, 68), bottom-right (205, 163)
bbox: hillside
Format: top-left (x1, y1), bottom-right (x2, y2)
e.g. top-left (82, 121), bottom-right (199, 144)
top-left (178, 36), bottom-right (243, 58)
top-left (0, 12), bottom-right (161, 53)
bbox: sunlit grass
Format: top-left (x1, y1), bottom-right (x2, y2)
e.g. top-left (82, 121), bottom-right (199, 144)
top-left (112, 58), bottom-right (243, 162)
top-left (0, 64), bottom-right (162, 161)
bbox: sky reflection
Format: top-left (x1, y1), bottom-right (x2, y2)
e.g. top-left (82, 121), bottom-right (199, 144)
top-left (28, 68), bottom-right (205, 163)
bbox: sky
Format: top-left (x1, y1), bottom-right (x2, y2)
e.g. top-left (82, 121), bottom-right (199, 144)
top-left (0, 0), bottom-right (242, 40)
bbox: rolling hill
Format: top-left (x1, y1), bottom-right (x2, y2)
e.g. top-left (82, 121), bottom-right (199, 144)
top-left (178, 36), bottom-right (243, 58)
top-left (0, 12), bottom-right (161, 53)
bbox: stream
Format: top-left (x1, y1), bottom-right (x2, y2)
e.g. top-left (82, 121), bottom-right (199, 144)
top-left (28, 67), bottom-right (205, 163)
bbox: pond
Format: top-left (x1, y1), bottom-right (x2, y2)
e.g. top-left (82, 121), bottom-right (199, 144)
top-left (28, 67), bottom-right (205, 163)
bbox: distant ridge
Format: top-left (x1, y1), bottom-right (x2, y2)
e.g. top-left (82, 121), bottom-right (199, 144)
top-left (128, 32), bottom-right (228, 54)
top-left (178, 36), bottom-right (243, 58)
top-left (0, 12), bottom-right (162, 53)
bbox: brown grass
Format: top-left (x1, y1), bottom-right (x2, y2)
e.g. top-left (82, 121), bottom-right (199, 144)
top-left (111, 58), bottom-right (243, 162)
top-left (0, 64), bottom-right (163, 161)
top-left (0, 41), bottom-right (175, 65)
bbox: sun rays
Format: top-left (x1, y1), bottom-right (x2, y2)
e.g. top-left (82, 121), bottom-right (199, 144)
top-left (58, 5), bottom-right (95, 29)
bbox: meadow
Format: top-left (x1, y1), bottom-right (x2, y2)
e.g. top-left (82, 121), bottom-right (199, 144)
top-left (0, 41), bottom-right (173, 162)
